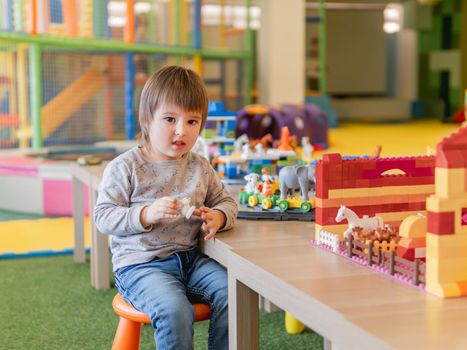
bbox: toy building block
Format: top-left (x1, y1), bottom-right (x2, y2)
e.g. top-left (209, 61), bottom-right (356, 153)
top-left (202, 101), bottom-right (237, 158)
top-left (315, 153), bottom-right (436, 240)
top-left (425, 124), bottom-right (467, 298)
top-left (313, 124), bottom-right (467, 298)
top-left (179, 198), bottom-right (196, 219)
top-left (285, 312), bottom-right (305, 334)
top-left (396, 214), bottom-right (427, 261)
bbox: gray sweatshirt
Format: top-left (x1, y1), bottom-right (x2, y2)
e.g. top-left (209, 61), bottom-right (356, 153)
top-left (94, 147), bottom-right (238, 271)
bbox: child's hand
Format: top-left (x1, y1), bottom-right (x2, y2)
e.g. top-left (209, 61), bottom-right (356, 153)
top-left (198, 207), bottom-right (226, 240)
top-left (141, 197), bottom-right (180, 227)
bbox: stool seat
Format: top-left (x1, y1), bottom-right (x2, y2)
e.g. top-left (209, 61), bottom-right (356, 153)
top-left (111, 293), bottom-right (211, 350)
top-left (112, 294), bottom-right (211, 323)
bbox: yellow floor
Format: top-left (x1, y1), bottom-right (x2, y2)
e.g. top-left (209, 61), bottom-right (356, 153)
top-left (0, 217), bottom-right (91, 257)
top-left (0, 119), bottom-right (461, 256)
top-left (322, 119), bottom-right (459, 157)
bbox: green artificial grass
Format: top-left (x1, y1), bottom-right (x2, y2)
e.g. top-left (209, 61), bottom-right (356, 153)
top-left (0, 255), bottom-right (323, 350)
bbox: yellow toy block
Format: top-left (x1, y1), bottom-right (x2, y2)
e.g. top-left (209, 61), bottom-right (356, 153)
top-left (426, 281), bottom-right (461, 298)
top-left (377, 211), bottom-right (422, 222)
top-left (426, 254), bottom-right (467, 281)
top-left (316, 196), bottom-right (370, 208)
top-left (329, 185), bottom-right (423, 199)
top-left (314, 224), bottom-right (322, 241)
top-left (328, 187), bottom-right (370, 199)
top-left (435, 168), bottom-right (466, 198)
top-left (426, 196), bottom-right (463, 212)
top-left (285, 312), bottom-right (305, 334)
top-left (426, 235), bottom-right (467, 256)
top-left (399, 214), bottom-right (427, 238)
top-left (407, 184), bottom-right (435, 195)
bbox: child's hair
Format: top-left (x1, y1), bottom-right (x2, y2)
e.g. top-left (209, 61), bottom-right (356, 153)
top-left (138, 65), bottom-right (209, 146)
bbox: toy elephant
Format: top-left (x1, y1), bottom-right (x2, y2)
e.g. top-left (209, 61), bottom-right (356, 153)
top-left (278, 163), bottom-right (315, 200)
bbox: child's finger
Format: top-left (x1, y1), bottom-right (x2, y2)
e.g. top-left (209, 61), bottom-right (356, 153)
top-left (191, 208), bottom-right (202, 217)
top-left (159, 207), bottom-right (179, 216)
top-left (167, 199), bottom-right (179, 209)
top-left (201, 212), bottom-right (214, 221)
top-left (204, 228), bottom-right (217, 240)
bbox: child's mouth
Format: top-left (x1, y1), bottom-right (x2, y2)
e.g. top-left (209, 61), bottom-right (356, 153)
top-left (172, 140), bottom-right (186, 149)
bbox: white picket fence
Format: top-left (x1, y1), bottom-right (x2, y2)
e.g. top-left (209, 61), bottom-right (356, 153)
top-left (318, 229), bottom-right (340, 252)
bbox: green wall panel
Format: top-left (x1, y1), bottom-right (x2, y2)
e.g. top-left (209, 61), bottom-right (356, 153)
top-left (449, 87), bottom-right (460, 108)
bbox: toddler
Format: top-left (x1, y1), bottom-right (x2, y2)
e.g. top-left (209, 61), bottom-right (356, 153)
top-left (94, 65), bottom-right (237, 350)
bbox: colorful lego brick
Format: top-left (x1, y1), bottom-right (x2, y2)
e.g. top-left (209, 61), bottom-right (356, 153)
top-left (427, 211), bottom-right (455, 235)
top-left (396, 245), bottom-right (415, 261)
top-left (426, 196), bottom-right (462, 212)
top-left (434, 168), bottom-right (466, 198)
top-left (436, 127), bottom-right (467, 169)
top-left (415, 156), bottom-right (436, 168)
top-left (408, 184), bottom-right (435, 195)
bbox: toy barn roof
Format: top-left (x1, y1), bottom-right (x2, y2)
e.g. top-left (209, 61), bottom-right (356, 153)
top-left (436, 124), bottom-right (467, 169)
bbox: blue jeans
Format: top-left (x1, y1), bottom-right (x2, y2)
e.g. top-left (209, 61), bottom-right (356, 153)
top-left (114, 247), bottom-right (228, 350)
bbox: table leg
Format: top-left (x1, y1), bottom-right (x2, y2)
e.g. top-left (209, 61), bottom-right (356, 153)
top-left (89, 187), bottom-right (110, 289)
top-left (228, 272), bottom-right (259, 350)
top-left (324, 338), bottom-right (340, 350)
top-left (72, 176), bottom-right (85, 263)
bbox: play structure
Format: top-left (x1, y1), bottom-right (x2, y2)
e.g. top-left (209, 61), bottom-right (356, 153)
top-left (0, 154), bottom-right (92, 216)
top-left (304, 0), bottom-right (467, 123)
top-left (0, 0), bottom-right (255, 150)
top-left (314, 122), bottom-right (467, 298)
top-left (236, 104), bottom-right (329, 149)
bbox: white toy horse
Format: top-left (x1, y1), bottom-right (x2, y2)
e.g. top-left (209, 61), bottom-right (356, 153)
top-left (335, 205), bottom-right (384, 239)
top-left (234, 134), bottom-right (249, 154)
top-left (244, 173), bottom-right (260, 194)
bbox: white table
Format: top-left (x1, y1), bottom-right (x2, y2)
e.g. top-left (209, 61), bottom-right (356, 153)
top-left (71, 162), bottom-right (110, 289)
top-left (227, 242), bottom-right (467, 349)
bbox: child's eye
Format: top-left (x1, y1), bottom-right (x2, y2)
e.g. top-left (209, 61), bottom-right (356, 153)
top-left (164, 117), bottom-right (175, 123)
top-left (188, 120), bottom-right (199, 125)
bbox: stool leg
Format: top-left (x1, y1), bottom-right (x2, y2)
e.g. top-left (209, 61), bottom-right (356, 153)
top-left (111, 317), bottom-right (143, 350)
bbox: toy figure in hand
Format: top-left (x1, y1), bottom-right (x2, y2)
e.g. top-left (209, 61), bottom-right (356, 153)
top-left (179, 197), bottom-right (196, 219)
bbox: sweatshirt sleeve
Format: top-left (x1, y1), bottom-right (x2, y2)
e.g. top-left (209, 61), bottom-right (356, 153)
top-left (204, 160), bottom-right (238, 231)
top-left (93, 160), bottom-right (151, 236)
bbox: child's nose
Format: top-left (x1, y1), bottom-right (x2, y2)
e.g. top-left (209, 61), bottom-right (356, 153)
top-left (175, 122), bottom-right (186, 136)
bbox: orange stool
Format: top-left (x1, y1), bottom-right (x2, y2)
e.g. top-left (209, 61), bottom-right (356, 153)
top-left (111, 293), bottom-right (211, 350)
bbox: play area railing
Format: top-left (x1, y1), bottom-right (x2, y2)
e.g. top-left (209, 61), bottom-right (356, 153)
top-left (0, 0), bottom-right (255, 149)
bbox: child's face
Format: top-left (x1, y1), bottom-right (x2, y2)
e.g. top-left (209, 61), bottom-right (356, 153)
top-left (146, 103), bottom-right (202, 161)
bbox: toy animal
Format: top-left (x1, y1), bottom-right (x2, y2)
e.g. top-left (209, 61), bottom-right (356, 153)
top-left (244, 173), bottom-right (260, 194)
top-left (335, 205), bottom-right (384, 239)
top-left (179, 197), bottom-right (196, 219)
top-left (278, 163), bottom-right (315, 200)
